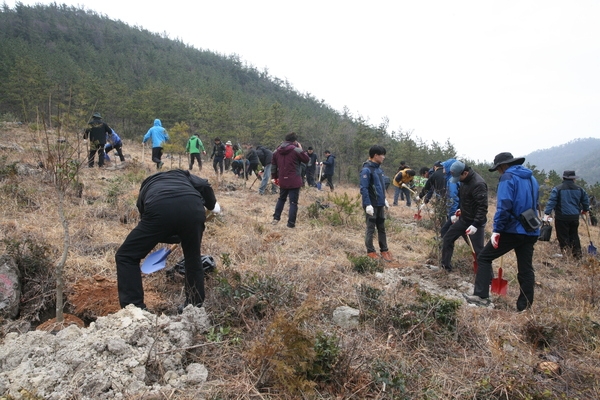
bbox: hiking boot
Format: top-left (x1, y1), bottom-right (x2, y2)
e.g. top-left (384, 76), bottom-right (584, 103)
top-left (286, 223), bottom-right (295, 228)
top-left (380, 251), bottom-right (393, 262)
top-left (271, 219), bottom-right (279, 225)
top-left (367, 252), bottom-right (379, 260)
top-left (157, 161), bottom-right (164, 169)
top-left (462, 293), bottom-right (491, 307)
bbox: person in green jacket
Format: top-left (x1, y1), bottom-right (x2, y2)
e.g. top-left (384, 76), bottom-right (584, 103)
top-left (186, 133), bottom-right (206, 171)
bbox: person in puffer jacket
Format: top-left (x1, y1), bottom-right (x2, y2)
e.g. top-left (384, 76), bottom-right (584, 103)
top-left (465, 152), bottom-right (539, 312)
top-left (271, 132), bottom-right (310, 228)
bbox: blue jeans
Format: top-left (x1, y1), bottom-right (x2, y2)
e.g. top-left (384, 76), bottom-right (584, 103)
top-left (258, 164), bottom-right (276, 194)
top-left (393, 186), bottom-right (411, 206)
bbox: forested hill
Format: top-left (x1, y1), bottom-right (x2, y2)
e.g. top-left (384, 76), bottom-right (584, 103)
top-left (0, 3), bottom-right (462, 183)
top-left (526, 138), bottom-right (600, 186)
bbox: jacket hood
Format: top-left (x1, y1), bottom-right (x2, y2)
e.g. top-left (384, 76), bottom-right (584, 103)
top-left (154, 119), bottom-right (162, 127)
top-left (277, 141), bottom-right (297, 155)
top-left (506, 164), bottom-right (532, 180)
top-left (362, 160), bottom-right (380, 169)
top-left (442, 158), bottom-right (457, 179)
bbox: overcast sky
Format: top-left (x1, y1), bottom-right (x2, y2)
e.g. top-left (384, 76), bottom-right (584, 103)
top-left (6, 0), bottom-right (600, 162)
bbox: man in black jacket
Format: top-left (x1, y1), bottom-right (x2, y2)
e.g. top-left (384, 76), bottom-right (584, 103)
top-left (210, 137), bottom-right (226, 176)
top-left (243, 143), bottom-right (260, 180)
top-left (440, 161), bottom-right (488, 271)
top-left (115, 170), bottom-right (220, 312)
top-left (305, 147), bottom-right (318, 187)
top-left (83, 112), bottom-right (112, 168)
top-left (416, 161), bottom-right (446, 204)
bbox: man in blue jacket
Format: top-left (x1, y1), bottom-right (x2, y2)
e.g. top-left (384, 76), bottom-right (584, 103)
top-left (105, 129), bottom-right (125, 163)
top-left (360, 145), bottom-right (393, 262)
top-left (464, 152), bottom-right (539, 312)
top-left (543, 170), bottom-right (589, 259)
top-left (143, 119), bottom-right (169, 169)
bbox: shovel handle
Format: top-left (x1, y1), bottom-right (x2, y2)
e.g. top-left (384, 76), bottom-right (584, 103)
top-left (166, 243), bottom-right (178, 255)
top-left (465, 234), bottom-right (476, 253)
top-left (497, 267), bottom-right (503, 280)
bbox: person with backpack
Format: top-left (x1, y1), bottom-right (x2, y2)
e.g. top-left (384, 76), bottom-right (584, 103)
top-left (543, 170), bottom-right (590, 259)
top-left (104, 128), bottom-right (125, 163)
top-left (256, 144), bottom-right (277, 195)
top-left (392, 168), bottom-right (416, 206)
top-left (209, 137), bottom-right (226, 176)
top-left (360, 145), bottom-right (393, 262)
top-left (143, 119), bottom-right (169, 170)
top-left (185, 133), bottom-right (206, 171)
top-left (83, 112), bottom-right (112, 168)
top-left (224, 141), bottom-right (234, 171)
top-left (271, 132), bottom-right (310, 228)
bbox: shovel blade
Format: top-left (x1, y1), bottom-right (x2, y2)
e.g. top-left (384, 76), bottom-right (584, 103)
top-left (414, 211), bottom-right (422, 220)
top-left (141, 245), bottom-right (176, 274)
top-left (491, 267), bottom-right (508, 296)
top-left (588, 242), bottom-right (597, 255)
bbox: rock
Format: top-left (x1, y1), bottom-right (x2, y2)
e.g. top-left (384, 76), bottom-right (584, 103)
top-left (333, 306), bottom-right (360, 329)
top-left (0, 255), bottom-right (21, 319)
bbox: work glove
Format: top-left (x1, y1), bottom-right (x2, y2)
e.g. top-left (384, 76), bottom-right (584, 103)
top-left (419, 203), bottom-right (426, 211)
top-left (581, 210), bottom-right (588, 215)
top-left (271, 178), bottom-right (279, 187)
top-left (455, 209), bottom-right (461, 217)
top-left (543, 214), bottom-right (550, 222)
top-left (365, 205), bottom-right (374, 216)
top-left (491, 232), bottom-right (500, 249)
top-left (415, 195), bottom-right (420, 201)
top-left (450, 215), bottom-right (459, 224)
top-left (385, 199), bottom-right (390, 208)
top-left (212, 202), bottom-right (221, 214)
top-left (465, 225), bottom-right (477, 235)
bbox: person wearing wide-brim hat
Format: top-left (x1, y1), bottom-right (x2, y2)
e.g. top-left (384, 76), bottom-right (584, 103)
top-left (543, 170), bottom-right (590, 259)
top-left (83, 112), bottom-right (112, 168)
top-left (464, 152), bottom-right (539, 312)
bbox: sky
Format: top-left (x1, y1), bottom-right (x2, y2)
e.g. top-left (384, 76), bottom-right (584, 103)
top-left (6, 0), bottom-right (600, 162)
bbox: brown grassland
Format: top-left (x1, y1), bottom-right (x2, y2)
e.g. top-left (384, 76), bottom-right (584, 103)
top-left (0, 123), bottom-right (599, 399)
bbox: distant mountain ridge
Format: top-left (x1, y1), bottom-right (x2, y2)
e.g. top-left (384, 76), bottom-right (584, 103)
top-left (525, 138), bottom-right (600, 185)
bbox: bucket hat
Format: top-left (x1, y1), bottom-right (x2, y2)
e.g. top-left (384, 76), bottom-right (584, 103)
top-left (92, 112), bottom-right (102, 118)
top-left (488, 152), bottom-right (525, 172)
top-left (562, 170), bottom-right (579, 179)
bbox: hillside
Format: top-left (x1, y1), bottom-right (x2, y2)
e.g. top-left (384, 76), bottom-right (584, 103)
top-left (525, 138), bottom-right (600, 185)
top-left (0, 123), bottom-right (599, 398)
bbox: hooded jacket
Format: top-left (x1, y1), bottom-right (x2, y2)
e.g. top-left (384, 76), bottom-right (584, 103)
top-left (359, 160), bottom-right (387, 208)
top-left (322, 154), bottom-right (336, 175)
top-left (255, 146), bottom-right (273, 166)
top-left (186, 136), bottom-right (205, 154)
top-left (271, 141), bottom-right (309, 189)
top-left (456, 168), bottom-right (488, 229)
top-left (84, 117), bottom-right (111, 144)
top-left (143, 119), bottom-right (169, 148)
top-left (493, 165), bottom-right (540, 236)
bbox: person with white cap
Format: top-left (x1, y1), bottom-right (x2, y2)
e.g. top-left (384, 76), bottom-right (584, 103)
top-left (224, 141), bottom-right (234, 171)
top-left (440, 160), bottom-right (488, 271)
top-left (464, 152), bottom-right (539, 311)
top-left (543, 170), bottom-right (590, 259)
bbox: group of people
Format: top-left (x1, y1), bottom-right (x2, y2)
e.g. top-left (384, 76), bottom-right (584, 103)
top-left (360, 147), bottom-right (591, 312)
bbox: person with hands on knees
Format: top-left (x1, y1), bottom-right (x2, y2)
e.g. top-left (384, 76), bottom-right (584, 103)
top-left (360, 145), bottom-right (393, 262)
top-left (464, 152), bottom-right (539, 312)
top-left (115, 169), bottom-right (220, 313)
top-left (543, 170), bottom-right (589, 259)
top-left (440, 160), bottom-right (488, 272)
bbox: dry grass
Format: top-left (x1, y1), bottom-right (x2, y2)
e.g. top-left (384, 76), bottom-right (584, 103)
top-left (1, 124), bottom-right (600, 399)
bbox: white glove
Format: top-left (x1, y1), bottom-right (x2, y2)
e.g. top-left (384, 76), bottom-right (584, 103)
top-left (465, 225), bottom-right (477, 235)
top-left (385, 199), bottom-right (390, 208)
top-left (211, 202), bottom-right (221, 214)
top-left (365, 205), bottom-right (374, 216)
top-left (455, 209), bottom-right (461, 217)
top-left (491, 232), bottom-right (500, 249)
top-left (450, 215), bottom-right (459, 224)
top-left (419, 203), bottom-right (426, 211)
top-left (543, 214), bottom-right (550, 222)
top-left (415, 195), bottom-right (420, 201)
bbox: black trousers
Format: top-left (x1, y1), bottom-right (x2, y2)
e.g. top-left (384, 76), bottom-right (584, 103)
top-left (365, 206), bottom-right (388, 253)
top-left (474, 233), bottom-right (537, 311)
top-left (189, 153), bottom-right (202, 170)
top-left (88, 142), bottom-right (106, 167)
top-left (151, 147), bottom-right (163, 165)
top-left (441, 218), bottom-right (485, 270)
top-left (555, 218), bottom-right (582, 258)
top-left (320, 173), bottom-right (334, 190)
top-left (115, 195), bottom-right (206, 309)
top-left (105, 143), bottom-right (125, 162)
top-left (273, 187), bottom-right (300, 227)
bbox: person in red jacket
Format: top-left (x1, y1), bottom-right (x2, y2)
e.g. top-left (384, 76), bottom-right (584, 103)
top-left (271, 132), bottom-right (310, 228)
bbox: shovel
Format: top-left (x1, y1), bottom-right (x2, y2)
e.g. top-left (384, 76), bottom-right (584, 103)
top-left (491, 256), bottom-right (508, 296)
top-left (316, 162), bottom-right (323, 190)
top-left (414, 200), bottom-right (423, 220)
top-left (465, 234), bottom-right (478, 274)
top-left (582, 214), bottom-right (597, 255)
top-left (141, 244), bottom-right (178, 274)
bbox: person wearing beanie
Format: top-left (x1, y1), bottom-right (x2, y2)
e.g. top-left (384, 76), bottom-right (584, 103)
top-left (543, 170), bottom-right (590, 259)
